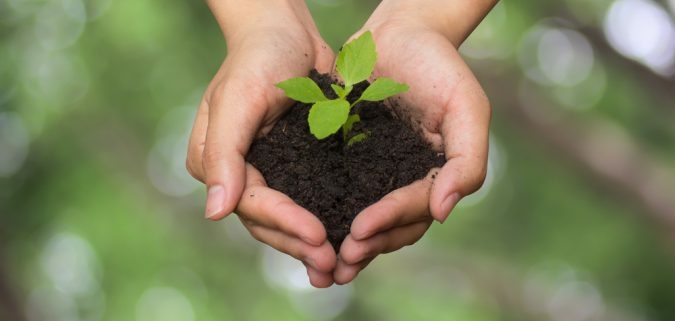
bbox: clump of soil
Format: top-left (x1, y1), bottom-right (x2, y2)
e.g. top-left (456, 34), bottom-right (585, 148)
top-left (246, 70), bottom-right (445, 251)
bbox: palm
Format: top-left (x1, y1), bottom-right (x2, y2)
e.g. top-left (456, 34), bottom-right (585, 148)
top-left (370, 25), bottom-right (485, 151)
top-left (202, 29), bottom-right (335, 139)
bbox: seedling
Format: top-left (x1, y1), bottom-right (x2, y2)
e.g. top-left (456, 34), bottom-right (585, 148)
top-left (276, 31), bottom-right (408, 143)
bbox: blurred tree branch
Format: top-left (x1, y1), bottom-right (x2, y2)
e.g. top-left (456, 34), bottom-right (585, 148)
top-left (0, 260), bottom-right (28, 321)
top-left (481, 69), bottom-right (675, 243)
top-left (368, 249), bottom-right (649, 321)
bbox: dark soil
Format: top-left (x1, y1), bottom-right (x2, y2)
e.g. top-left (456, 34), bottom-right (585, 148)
top-left (246, 70), bottom-right (445, 252)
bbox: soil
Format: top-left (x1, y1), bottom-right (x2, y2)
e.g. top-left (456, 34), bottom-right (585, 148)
top-left (246, 70), bottom-right (445, 252)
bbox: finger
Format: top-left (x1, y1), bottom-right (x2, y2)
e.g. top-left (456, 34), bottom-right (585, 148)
top-left (202, 79), bottom-right (269, 220)
top-left (237, 165), bottom-right (327, 246)
top-left (430, 75), bottom-right (490, 223)
top-left (350, 169), bottom-right (437, 240)
top-left (304, 263), bottom-right (335, 288)
top-left (313, 40), bottom-right (335, 74)
top-left (339, 220), bottom-right (431, 265)
top-left (333, 257), bottom-right (374, 285)
top-left (186, 100), bottom-right (209, 182)
top-left (245, 224), bottom-right (336, 273)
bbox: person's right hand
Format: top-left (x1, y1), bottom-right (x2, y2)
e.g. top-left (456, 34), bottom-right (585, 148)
top-left (186, 0), bottom-right (337, 287)
top-left (332, 0), bottom-right (496, 284)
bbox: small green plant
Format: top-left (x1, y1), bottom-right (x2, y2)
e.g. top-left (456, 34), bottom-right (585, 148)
top-left (276, 31), bottom-right (408, 143)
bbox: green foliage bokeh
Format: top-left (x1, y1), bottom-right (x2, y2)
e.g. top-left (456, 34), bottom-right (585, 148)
top-left (1, 0), bottom-right (674, 320)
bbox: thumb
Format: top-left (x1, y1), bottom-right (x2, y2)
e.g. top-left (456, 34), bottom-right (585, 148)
top-left (202, 83), bottom-right (266, 220)
top-left (429, 83), bottom-right (490, 223)
top-left (429, 156), bottom-right (484, 223)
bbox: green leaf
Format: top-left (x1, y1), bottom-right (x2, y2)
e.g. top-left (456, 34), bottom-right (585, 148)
top-left (276, 77), bottom-right (327, 103)
top-left (342, 114), bottom-right (360, 137)
top-left (336, 31), bottom-right (377, 87)
top-left (343, 85), bottom-right (353, 98)
top-left (331, 84), bottom-right (346, 99)
top-left (347, 132), bottom-right (369, 146)
top-left (308, 99), bottom-right (351, 139)
top-left (359, 77), bottom-right (409, 102)
top-left (331, 84), bottom-right (354, 100)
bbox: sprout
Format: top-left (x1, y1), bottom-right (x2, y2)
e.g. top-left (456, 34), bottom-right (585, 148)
top-left (276, 31), bottom-right (408, 144)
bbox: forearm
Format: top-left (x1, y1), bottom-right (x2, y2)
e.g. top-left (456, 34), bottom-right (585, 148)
top-left (364, 0), bottom-right (499, 47)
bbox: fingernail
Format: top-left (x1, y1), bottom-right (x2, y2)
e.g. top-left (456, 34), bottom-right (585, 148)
top-left (438, 193), bottom-right (461, 223)
top-left (205, 185), bottom-right (225, 219)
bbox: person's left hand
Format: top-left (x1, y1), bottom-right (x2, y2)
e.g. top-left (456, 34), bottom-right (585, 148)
top-left (186, 1), bottom-right (338, 287)
top-left (333, 16), bottom-right (491, 284)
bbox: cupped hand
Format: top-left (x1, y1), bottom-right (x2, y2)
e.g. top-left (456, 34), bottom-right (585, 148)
top-left (334, 18), bottom-right (491, 284)
top-left (186, 4), bottom-right (337, 287)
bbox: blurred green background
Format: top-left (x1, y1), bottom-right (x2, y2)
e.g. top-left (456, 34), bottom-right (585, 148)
top-left (1, 0), bottom-right (675, 320)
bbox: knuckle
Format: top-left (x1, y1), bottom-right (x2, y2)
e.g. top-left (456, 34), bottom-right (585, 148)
top-left (207, 83), bottom-right (226, 105)
top-left (356, 243), bottom-right (378, 262)
top-left (266, 200), bottom-right (289, 221)
top-left (379, 196), bottom-right (404, 223)
top-left (185, 155), bottom-right (203, 182)
top-left (460, 157), bottom-right (488, 196)
top-left (279, 238), bottom-right (304, 261)
top-left (202, 147), bottom-right (227, 168)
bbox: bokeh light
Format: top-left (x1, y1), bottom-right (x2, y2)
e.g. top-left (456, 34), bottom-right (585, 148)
top-left (551, 62), bottom-right (607, 110)
top-left (461, 2), bottom-right (513, 60)
top-left (146, 106), bottom-right (201, 197)
top-left (288, 285), bottom-right (353, 321)
top-left (603, 0), bottom-right (675, 76)
top-left (546, 281), bottom-right (605, 321)
top-left (22, 50), bottom-right (90, 110)
top-left (261, 245), bottom-right (319, 292)
top-left (523, 263), bottom-right (608, 321)
top-left (40, 233), bottom-right (102, 297)
top-left (260, 246), bottom-right (353, 320)
top-left (26, 233), bottom-right (106, 321)
top-left (135, 287), bottom-right (195, 321)
top-left (33, 0), bottom-right (86, 51)
top-left (518, 22), bottom-right (607, 110)
top-left (537, 28), bottom-right (594, 87)
top-left (520, 23), bottom-right (596, 87)
top-left (460, 135), bottom-right (507, 207)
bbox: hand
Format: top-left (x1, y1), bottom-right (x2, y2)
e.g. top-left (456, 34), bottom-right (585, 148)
top-left (186, 1), bottom-right (337, 287)
top-left (334, 4), bottom-right (492, 284)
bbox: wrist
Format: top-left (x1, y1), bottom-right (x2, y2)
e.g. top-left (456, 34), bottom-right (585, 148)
top-left (206, 0), bottom-right (321, 47)
top-left (363, 0), bottom-right (498, 47)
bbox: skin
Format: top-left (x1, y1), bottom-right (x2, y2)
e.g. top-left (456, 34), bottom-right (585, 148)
top-left (186, 0), bottom-right (497, 287)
